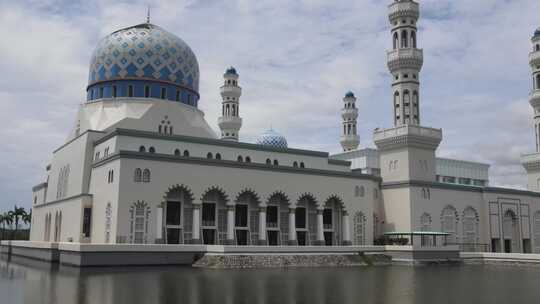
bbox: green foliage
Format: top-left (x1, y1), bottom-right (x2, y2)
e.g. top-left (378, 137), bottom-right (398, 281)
top-left (0, 205), bottom-right (31, 241)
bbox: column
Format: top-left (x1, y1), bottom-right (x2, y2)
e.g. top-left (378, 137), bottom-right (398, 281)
top-left (155, 206), bottom-right (163, 244)
top-left (191, 204), bottom-right (201, 244)
top-left (258, 207), bottom-right (267, 245)
top-left (315, 209), bottom-right (325, 246)
top-left (342, 212), bottom-right (352, 246)
top-left (288, 207), bottom-right (297, 245)
top-left (226, 205), bottom-right (235, 245)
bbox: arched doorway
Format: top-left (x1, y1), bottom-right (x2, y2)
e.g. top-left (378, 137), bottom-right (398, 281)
top-left (503, 209), bottom-right (520, 253)
top-left (235, 190), bottom-right (260, 245)
top-left (323, 196), bottom-right (344, 246)
top-left (267, 192), bottom-right (289, 246)
top-left (296, 194), bottom-right (318, 246)
top-left (201, 187), bottom-right (228, 245)
top-left (164, 185), bottom-right (193, 244)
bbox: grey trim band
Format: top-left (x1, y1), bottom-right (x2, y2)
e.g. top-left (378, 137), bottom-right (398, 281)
top-left (53, 129), bottom-right (106, 154)
top-left (34, 194), bottom-right (93, 209)
top-left (381, 180), bottom-right (540, 198)
top-left (32, 182), bottom-right (48, 192)
top-left (93, 151), bottom-right (382, 182)
top-left (94, 128), bottom-right (330, 158)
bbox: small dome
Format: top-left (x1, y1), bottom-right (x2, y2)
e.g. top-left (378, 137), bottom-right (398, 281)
top-left (345, 91), bottom-right (355, 98)
top-left (534, 27), bottom-right (540, 38)
top-left (256, 129), bottom-right (288, 149)
top-left (225, 67), bottom-right (237, 75)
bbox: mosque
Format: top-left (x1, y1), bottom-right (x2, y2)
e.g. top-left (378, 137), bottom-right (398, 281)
top-left (28, 0), bottom-right (540, 254)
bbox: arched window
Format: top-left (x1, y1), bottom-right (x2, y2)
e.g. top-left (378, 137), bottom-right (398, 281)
top-left (411, 31), bottom-right (417, 48)
top-left (130, 201), bottom-right (150, 244)
top-left (139, 146), bottom-right (146, 153)
top-left (462, 207), bottom-right (479, 250)
top-left (441, 206), bottom-right (458, 243)
top-left (207, 152), bottom-right (213, 159)
top-left (232, 104), bottom-right (236, 116)
top-left (174, 149), bottom-right (181, 156)
top-left (273, 159), bottom-right (279, 166)
top-left (300, 162), bottom-right (305, 168)
top-left (183, 150), bottom-right (190, 157)
top-left (353, 212), bottom-right (366, 245)
top-left (393, 32), bottom-right (399, 49)
top-left (237, 156), bottom-right (243, 162)
top-left (293, 161), bottom-right (298, 168)
top-left (401, 30), bottom-right (408, 48)
top-left (420, 213), bottom-right (432, 246)
top-left (403, 90), bottom-right (411, 105)
top-left (226, 104), bottom-right (230, 116)
top-left (134, 168), bottom-right (142, 182)
top-left (266, 158), bottom-right (272, 165)
top-left (149, 147), bottom-right (155, 153)
top-left (245, 156), bottom-right (251, 163)
top-left (536, 44), bottom-right (540, 52)
top-left (536, 74), bottom-right (540, 90)
top-left (142, 169), bottom-right (151, 183)
top-left (215, 153), bottom-right (222, 160)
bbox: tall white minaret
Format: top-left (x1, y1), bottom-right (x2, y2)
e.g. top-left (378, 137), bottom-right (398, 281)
top-left (340, 91), bottom-right (360, 151)
top-left (388, 0), bottom-right (423, 126)
top-left (521, 28), bottom-right (540, 191)
top-left (218, 67), bottom-right (243, 141)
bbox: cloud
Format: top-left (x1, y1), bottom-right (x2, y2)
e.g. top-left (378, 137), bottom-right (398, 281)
top-left (0, 0), bottom-right (539, 210)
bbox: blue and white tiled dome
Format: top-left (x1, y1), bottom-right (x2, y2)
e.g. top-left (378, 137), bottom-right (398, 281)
top-left (87, 23), bottom-right (200, 106)
top-left (256, 129), bottom-right (288, 149)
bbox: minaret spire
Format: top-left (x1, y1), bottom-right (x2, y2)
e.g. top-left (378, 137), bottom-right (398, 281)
top-left (146, 5), bottom-right (151, 23)
top-left (218, 67), bottom-right (243, 141)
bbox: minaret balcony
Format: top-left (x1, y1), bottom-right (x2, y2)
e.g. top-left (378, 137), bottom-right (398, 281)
top-left (341, 108), bottom-right (358, 120)
top-left (529, 51), bottom-right (540, 66)
top-left (374, 124), bottom-right (442, 150)
top-left (387, 48), bottom-right (423, 72)
top-left (388, 1), bottom-right (419, 22)
top-left (521, 152), bottom-right (540, 172)
top-left (218, 116), bottom-right (242, 130)
top-left (220, 85), bottom-right (242, 96)
top-left (529, 90), bottom-right (540, 108)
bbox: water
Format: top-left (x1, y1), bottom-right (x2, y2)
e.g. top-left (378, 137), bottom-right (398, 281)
top-left (2, 256), bottom-right (540, 304)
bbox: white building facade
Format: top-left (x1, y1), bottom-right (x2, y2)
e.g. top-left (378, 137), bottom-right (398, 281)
top-left (29, 1), bottom-right (540, 254)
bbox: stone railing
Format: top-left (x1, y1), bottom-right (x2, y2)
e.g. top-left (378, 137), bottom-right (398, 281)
top-left (388, 1), bottom-right (419, 21)
top-left (387, 48), bottom-right (423, 71)
top-left (529, 90), bottom-right (540, 107)
top-left (373, 124), bottom-right (442, 142)
top-left (520, 152), bottom-right (540, 164)
top-left (529, 51), bottom-right (540, 66)
top-left (220, 85), bottom-right (242, 95)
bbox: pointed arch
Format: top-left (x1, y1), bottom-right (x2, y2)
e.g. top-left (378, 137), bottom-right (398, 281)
top-left (462, 206), bottom-right (479, 250)
top-left (129, 200), bottom-right (151, 244)
top-left (393, 32), bottom-right (399, 49)
top-left (401, 30), bottom-right (408, 48)
top-left (163, 184), bottom-right (195, 244)
top-left (411, 31), bottom-right (417, 48)
top-left (266, 191), bottom-right (290, 245)
top-left (353, 211), bottom-right (366, 245)
top-left (235, 189), bottom-right (261, 245)
top-left (201, 186), bottom-right (230, 245)
top-left (296, 193), bottom-right (318, 245)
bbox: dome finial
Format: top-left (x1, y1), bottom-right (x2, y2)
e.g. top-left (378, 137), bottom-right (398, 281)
top-left (146, 5), bottom-right (151, 24)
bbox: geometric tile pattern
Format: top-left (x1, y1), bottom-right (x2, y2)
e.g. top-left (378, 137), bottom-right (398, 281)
top-left (88, 23), bottom-right (199, 92)
top-left (256, 129), bottom-right (288, 149)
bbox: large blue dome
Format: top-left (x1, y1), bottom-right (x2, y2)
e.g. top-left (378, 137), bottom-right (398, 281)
top-left (256, 129), bottom-right (288, 149)
top-left (87, 23), bottom-right (200, 106)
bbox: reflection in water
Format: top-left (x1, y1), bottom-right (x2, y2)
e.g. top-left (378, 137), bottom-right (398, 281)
top-left (2, 255), bottom-right (540, 304)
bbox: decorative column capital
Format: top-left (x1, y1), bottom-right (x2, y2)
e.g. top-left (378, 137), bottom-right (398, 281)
top-left (259, 207), bottom-right (266, 213)
top-left (289, 207), bottom-right (296, 214)
top-left (226, 205), bottom-right (235, 211)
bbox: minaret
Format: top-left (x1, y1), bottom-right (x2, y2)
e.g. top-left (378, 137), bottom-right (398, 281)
top-left (521, 28), bottom-right (540, 191)
top-left (340, 91), bottom-right (360, 151)
top-left (374, 0), bottom-right (441, 184)
top-left (218, 67), bottom-right (243, 141)
top-left (387, 0), bottom-right (423, 126)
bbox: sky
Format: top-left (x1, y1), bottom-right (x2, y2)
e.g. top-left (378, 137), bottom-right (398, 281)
top-left (1, 0), bottom-right (540, 211)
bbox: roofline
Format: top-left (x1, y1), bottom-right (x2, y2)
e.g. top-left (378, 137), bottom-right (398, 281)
top-left (436, 157), bottom-right (491, 168)
top-left (94, 128), bottom-right (334, 158)
top-left (93, 150), bottom-right (381, 182)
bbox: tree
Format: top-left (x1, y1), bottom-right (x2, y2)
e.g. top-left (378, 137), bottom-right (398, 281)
top-left (10, 205), bottom-right (27, 240)
top-left (23, 210), bottom-right (32, 231)
top-left (0, 213), bottom-right (13, 241)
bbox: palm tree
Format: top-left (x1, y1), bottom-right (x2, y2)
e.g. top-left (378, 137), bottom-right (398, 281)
top-left (0, 213), bottom-right (13, 241)
top-left (23, 210), bottom-right (32, 230)
top-left (10, 206), bottom-right (27, 240)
